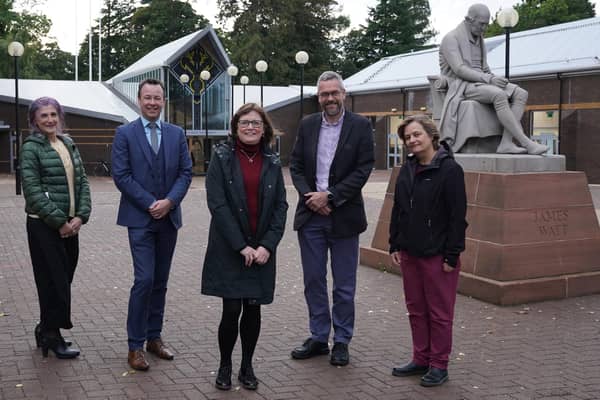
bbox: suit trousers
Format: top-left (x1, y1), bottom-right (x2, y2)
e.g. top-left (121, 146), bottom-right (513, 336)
top-left (26, 217), bottom-right (78, 331)
top-left (400, 251), bottom-right (460, 369)
top-left (298, 214), bottom-right (358, 344)
top-left (127, 218), bottom-right (177, 350)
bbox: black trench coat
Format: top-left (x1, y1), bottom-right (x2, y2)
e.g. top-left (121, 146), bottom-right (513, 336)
top-left (201, 142), bottom-right (288, 304)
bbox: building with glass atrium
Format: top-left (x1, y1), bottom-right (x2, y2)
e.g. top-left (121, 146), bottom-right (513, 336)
top-left (109, 27), bottom-right (233, 174)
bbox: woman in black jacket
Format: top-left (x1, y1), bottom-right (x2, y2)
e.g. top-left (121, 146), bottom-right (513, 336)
top-left (202, 103), bottom-right (288, 391)
top-left (389, 115), bottom-right (467, 387)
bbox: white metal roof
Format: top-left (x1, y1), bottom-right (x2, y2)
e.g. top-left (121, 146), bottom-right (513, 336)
top-left (344, 48), bottom-right (440, 92)
top-left (233, 85), bottom-right (317, 112)
top-left (0, 79), bottom-right (313, 124)
top-left (344, 17), bottom-right (600, 94)
top-left (0, 79), bottom-right (138, 122)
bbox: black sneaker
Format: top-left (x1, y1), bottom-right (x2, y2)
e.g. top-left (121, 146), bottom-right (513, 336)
top-left (392, 361), bottom-right (429, 377)
top-left (291, 338), bottom-right (329, 359)
top-left (330, 342), bottom-right (349, 366)
top-left (420, 367), bottom-right (449, 387)
top-left (238, 366), bottom-right (258, 390)
top-left (215, 365), bottom-right (232, 390)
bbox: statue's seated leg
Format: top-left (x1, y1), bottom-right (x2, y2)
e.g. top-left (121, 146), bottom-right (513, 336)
top-left (496, 128), bottom-right (548, 155)
top-left (487, 90), bottom-right (549, 155)
top-left (497, 131), bottom-right (527, 154)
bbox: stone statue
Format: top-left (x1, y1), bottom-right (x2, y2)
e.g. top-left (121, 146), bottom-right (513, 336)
top-left (438, 3), bottom-right (548, 155)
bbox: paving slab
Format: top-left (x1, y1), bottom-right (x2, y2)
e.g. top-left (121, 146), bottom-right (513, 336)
top-left (0, 170), bottom-right (599, 400)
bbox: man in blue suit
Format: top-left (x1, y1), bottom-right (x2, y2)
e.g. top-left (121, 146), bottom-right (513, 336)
top-left (112, 78), bottom-right (192, 371)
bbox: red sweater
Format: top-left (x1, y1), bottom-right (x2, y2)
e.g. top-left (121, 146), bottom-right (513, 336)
top-left (236, 140), bottom-right (263, 234)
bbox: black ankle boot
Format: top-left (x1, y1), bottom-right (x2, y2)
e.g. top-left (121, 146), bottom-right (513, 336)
top-left (215, 365), bottom-right (232, 390)
top-left (238, 366), bottom-right (258, 390)
top-left (35, 323), bottom-right (71, 348)
top-left (40, 333), bottom-right (80, 359)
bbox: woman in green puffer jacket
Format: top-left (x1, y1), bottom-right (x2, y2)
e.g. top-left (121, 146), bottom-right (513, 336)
top-left (20, 97), bottom-right (91, 359)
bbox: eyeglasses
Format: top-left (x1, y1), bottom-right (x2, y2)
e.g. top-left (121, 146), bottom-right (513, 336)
top-left (318, 90), bottom-right (343, 99)
top-left (239, 120), bottom-right (264, 128)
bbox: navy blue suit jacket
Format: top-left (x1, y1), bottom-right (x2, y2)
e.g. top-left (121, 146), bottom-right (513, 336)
top-left (111, 118), bottom-right (192, 229)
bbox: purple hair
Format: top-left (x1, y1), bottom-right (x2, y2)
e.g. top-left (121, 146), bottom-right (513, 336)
top-left (28, 97), bottom-right (66, 132)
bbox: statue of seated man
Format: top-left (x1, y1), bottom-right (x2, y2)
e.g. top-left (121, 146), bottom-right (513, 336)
top-left (438, 3), bottom-right (548, 155)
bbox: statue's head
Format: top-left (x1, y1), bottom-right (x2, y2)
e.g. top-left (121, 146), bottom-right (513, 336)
top-left (465, 3), bottom-right (491, 37)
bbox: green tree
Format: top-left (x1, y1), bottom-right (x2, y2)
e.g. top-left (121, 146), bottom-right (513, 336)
top-left (335, 29), bottom-right (373, 77)
top-left (1, 0), bottom-right (74, 79)
top-left (0, 0), bottom-right (17, 36)
top-left (101, 0), bottom-right (136, 79)
top-left (77, 0), bottom-right (135, 80)
top-left (130, 0), bottom-right (208, 58)
top-left (78, 0), bottom-right (209, 80)
top-left (217, 0), bottom-right (349, 85)
top-left (486, 0), bottom-right (596, 37)
top-left (1, 0), bottom-right (18, 76)
top-left (337, 0), bottom-right (436, 77)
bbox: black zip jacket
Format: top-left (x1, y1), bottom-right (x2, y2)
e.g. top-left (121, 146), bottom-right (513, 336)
top-left (389, 141), bottom-right (467, 267)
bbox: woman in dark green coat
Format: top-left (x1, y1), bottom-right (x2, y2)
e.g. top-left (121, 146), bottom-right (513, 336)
top-left (202, 103), bottom-right (287, 391)
top-left (20, 97), bottom-right (91, 359)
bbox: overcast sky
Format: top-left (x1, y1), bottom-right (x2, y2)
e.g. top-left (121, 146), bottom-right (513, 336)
top-left (19, 0), bottom-right (600, 55)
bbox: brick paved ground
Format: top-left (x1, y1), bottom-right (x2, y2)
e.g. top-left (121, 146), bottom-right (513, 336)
top-left (1, 170), bottom-right (599, 400)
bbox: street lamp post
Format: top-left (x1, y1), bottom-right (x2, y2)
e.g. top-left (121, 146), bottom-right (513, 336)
top-left (295, 51), bottom-right (309, 120)
top-left (200, 70), bottom-right (211, 174)
top-left (497, 7), bottom-right (519, 80)
top-left (179, 73), bottom-right (190, 136)
top-left (255, 60), bottom-right (268, 107)
top-left (8, 41), bottom-right (24, 195)
top-left (240, 75), bottom-right (249, 104)
top-left (227, 65), bottom-right (238, 118)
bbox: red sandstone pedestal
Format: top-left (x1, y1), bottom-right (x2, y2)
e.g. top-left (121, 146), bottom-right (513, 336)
top-left (360, 167), bottom-right (600, 305)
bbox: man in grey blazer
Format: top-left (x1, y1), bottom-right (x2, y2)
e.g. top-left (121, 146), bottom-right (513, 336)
top-left (112, 78), bottom-right (192, 371)
top-left (439, 3), bottom-right (547, 155)
top-left (289, 71), bottom-right (374, 366)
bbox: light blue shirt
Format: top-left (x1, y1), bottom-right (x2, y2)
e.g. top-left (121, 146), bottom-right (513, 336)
top-left (140, 116), bottom-right (162, 149)
top-left (315, 110), bottom-right (345, 192)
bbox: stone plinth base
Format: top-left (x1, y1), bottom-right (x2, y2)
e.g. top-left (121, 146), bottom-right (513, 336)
top-left (360, 164), bottom-right (600, 305)
top-left (455, 153), bottom-right (565, 173)
top-left (458, 270), bottom-right (600, 305)
top-left (359, 246), bottom-right (399, 275)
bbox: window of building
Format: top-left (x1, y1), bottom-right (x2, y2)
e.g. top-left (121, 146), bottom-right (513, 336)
top-left (531, 110), bottom-right (559, 155)
top-left (387, 115), bottom-right (404, 168)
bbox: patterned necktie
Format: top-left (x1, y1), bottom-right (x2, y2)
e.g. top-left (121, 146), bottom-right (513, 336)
top-left (149, 122), bottom-right (159, 153)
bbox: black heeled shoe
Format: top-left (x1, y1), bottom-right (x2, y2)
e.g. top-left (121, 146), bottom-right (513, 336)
top-left (35, 323), bottom-right (71, 348)
top-left (40, 335), bottom-right (80, 359)
top-left (34, 323), bottom-right (41, 348)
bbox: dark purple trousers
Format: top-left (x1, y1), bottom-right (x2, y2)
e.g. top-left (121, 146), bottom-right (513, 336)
top-left (298, 214), bottom-right (359, 344)
top-left (400, 251), bottom-right (460, 369)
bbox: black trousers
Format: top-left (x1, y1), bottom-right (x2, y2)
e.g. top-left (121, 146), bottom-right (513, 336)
top-left (26, 217), bottom-right (79, 331)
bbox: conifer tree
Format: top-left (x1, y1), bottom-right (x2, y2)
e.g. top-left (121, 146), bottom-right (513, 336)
top-left (486, 0), bottom-right (595, 37)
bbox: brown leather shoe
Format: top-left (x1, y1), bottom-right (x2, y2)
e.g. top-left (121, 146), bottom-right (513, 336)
top-left (146, 338), bottom-right (175, 360)
top-left (128, 349), bottom-right (149, 371)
